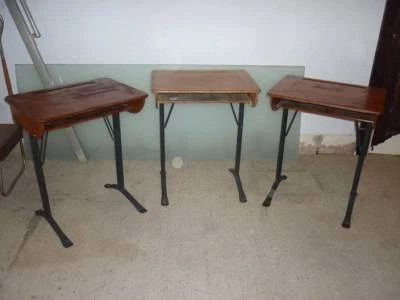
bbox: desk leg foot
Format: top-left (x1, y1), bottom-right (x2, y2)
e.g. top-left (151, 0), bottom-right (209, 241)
top-left (341, 221), bottom-right (351, 229)
top-left (35, 209), bottom-right (73, 248)
top-left (161, 193), bottom-right (169, 206)
top-left (341, 192), bottom-right (357, 229)
top-left (229, 168), bottom-right (247, 203)
top-left (160, 170), bottom-right (169, 206)
top-left (104, 184), bottom-right (147, 213)
top-left (262, 175), bottom-right (287, 207)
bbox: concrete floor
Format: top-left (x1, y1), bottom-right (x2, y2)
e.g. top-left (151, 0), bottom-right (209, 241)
top-left (0, 154), bottom-right (399, 299)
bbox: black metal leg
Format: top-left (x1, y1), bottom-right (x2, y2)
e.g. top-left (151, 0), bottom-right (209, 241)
top-left (159, 104), bottom-right (169, 206)
top-left (29, 134), bottom-right (73, 248)
top-left (229, 103), bottom-right (247, 203)
top-left (104, 113), bottom-right (147, 213)
top-left (263, 108), bottom-right (289, 207)
top-left (342, 122), bottom-right (373, 228)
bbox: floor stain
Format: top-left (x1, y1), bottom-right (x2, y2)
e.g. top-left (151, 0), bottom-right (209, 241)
top-left (12, 206), bottom-right (25, 213)
top-left (7, 216), bottom-right (40, 272)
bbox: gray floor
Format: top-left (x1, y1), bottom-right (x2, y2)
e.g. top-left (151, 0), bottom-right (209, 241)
top-left (0, 154), bottom-right (399, 299)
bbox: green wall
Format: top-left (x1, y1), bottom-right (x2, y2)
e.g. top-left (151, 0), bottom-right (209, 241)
top-left (15, 64), bottom-right (304, 160)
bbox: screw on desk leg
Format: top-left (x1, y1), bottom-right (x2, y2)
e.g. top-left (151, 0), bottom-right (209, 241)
top-left (29, 134), bottom-right (73, 248)
top-left (342, 122), bottom-right (373, 228)
top-left (229, 103), bottom-right (247, 203)
top-left (263, 108), bottom-right (289, 207)
top-left (104, 113), bottom-right (147, 213)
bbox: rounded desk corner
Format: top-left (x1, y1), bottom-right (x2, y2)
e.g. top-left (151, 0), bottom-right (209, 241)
top-left (270, 98), bottom-right (282, 111)
top-left (127, 98), bottom-right (146, 114)
top-left (249, 93), bottom-right (261, 107)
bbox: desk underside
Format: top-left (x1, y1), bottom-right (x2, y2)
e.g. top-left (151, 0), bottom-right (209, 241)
top-left (155, 93), bottom-right (254, 105)
top-left (271, 99), bottom-right (378, 123)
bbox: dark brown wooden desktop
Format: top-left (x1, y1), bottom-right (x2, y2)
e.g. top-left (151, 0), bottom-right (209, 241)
top-left (5, 78), bottom-right (148, 247)
top-left (263, 75), bottom-right (386, 228)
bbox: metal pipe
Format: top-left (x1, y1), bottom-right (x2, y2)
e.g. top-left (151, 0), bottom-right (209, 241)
top-left (159, 104), bottom-right (169, 206)
top-left (19, 0), bottom-right (41, 38)
top-left (112, 113), bottom-right (124, 188)
top-left (5, 0), bottom-right (54, 88)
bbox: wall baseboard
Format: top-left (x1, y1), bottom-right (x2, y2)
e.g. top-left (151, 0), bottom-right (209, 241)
top-left (300, 134), bottom-right (356, 155)
top-left (300, 134), bottom-right (400, 155)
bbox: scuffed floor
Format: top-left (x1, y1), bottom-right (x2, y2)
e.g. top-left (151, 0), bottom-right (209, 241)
top-left (0, 155), bottom-right (400, 299)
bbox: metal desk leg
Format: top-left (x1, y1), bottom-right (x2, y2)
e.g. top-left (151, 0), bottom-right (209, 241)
top-left (29, 135), bottom-right (73, 248)
top-left (229, 103), bottom-right (247, 203)
top-left (263, 108), bottom-right (289, 207)
top-left (159, 104), bottom-right (169, 206)
top-left (105, 113), bottom-right (147, 213)
top-left (342, 122), bottom-right (373, 228)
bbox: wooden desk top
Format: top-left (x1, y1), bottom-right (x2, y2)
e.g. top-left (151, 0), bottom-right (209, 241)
top-left (267, 75), bottom-right (386, 123)
top-left (5, 78), bottom-right (148, 138)
top-left (151, 70), bottom-right (260, 106)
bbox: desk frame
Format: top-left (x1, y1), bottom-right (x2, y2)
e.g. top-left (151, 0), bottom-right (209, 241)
top-left (152, 70), bottom-right (260, 206)
top-left (262, 108), bottom-right (373, 228)
top-left (158, 101), bottom-right (247, 205)
top-left (6, 79), bottom-right (148, 247)
top-left (261, 75), bottom-right (385, 228)
top-left (30, 113), bottom-right (146, 248)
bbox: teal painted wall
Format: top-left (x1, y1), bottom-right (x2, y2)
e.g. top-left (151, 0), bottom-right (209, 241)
top-left (15, 65), bottom-right (304, 160)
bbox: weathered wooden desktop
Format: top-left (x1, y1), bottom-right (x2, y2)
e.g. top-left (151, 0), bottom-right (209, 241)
top-left (263, 75), bottom-right (386, 227)
top-left (152, 70), bottom-right (260, 205)
top-left (6, 78), bottom-right (148, 247)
